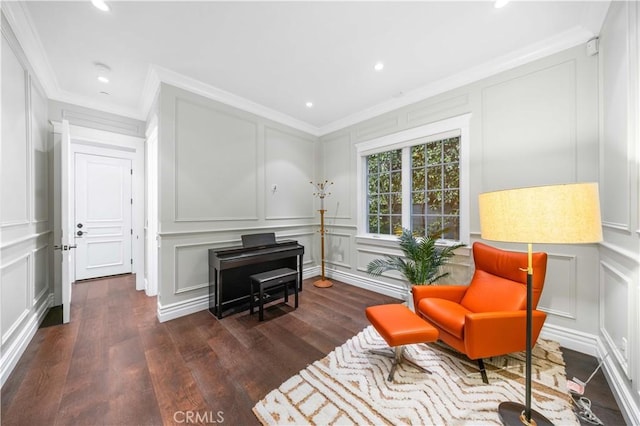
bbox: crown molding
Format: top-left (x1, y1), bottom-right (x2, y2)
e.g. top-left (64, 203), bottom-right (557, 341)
top-left (138, 65), bottom-right (161, 122)
top-left (53, 88), bottom-right (147, 121)
top-left (318, 25), bottom-right (596, 136)
top-left (146, 64), bottom-right (321, 136)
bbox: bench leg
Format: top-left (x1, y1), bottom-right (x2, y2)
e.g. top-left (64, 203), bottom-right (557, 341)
top-left (249, 283), bottom-right (255, 315)
top-left (259, 284), bottom-right (264, 321)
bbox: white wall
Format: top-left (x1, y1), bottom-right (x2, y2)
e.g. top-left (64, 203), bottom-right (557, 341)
top-left (0, 14), bottom-right (52, 386)
top-left (155, 84), bottom-right (319, 321)
top-left (319, 43), bottom-right (602, 342)
top-left (598, 2), bottom-right (640, 423)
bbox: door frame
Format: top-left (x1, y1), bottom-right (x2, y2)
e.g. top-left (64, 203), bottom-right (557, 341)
top-left (53, 122), bottom-right (145, 291)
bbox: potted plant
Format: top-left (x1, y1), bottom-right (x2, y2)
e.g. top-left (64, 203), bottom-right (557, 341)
top-left (366, 228), bottom-right (464, 303)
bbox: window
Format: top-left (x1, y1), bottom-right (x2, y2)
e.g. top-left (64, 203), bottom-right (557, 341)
top-left (409, 137), bottom-right (460, 239)
top-left (366, 149), bottom-right (402, 235)
top-left (357, 114), bottom-right (470, 243)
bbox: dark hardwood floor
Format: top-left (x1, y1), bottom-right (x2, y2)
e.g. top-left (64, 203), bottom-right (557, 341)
top-left (1, 275), bottom-right (625, 425)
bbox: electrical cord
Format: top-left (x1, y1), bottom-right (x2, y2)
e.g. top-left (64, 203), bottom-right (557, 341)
top-left (572, 395), bottom-right (604, 425)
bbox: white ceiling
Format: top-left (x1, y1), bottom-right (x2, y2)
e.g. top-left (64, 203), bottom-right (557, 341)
top-left (6, 1), bottom-right (610, 135)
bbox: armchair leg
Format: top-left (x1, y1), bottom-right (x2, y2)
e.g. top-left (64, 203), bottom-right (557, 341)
top-left (478, 359), bottom-right (489, 384)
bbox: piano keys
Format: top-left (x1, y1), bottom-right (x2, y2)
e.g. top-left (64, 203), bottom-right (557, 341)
top-left (208, 233), bottom-right (304, 319)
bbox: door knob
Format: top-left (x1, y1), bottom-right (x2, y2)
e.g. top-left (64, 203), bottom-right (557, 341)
top-left (77, 223), bottom-right (83, 228)
top-left (77, 230), bottom-right (86, 236)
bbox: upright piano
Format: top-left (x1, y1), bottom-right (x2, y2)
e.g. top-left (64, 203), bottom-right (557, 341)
top-left (208, 233), bottom-right (304, 319)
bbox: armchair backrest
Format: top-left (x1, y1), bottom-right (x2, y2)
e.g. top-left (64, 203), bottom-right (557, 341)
top-left (460, 242), bottom-right (547, 313)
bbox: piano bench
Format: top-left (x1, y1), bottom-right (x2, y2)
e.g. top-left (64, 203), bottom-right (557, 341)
top-left (249, 267), bottom-right (299, 321)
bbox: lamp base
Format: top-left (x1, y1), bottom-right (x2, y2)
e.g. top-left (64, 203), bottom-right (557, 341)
top-left (313, 279), bottom-right (333, 288)
top-left (498, 402), bottom-right (553, 426)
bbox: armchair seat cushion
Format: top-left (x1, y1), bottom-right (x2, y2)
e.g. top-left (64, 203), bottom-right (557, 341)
top-left (418, 298), bottom-right (471, 339)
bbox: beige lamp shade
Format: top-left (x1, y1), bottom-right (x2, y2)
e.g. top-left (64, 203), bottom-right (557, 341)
top-left (479, 183), bottom-right (603, 244)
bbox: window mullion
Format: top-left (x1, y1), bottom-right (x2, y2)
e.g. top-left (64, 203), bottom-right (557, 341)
top-left (401, 146), bottom-right (411, 231)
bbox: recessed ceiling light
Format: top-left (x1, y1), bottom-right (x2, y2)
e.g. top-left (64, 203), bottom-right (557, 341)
top-left (91, 0), bottom-right (110, 12)
top-left (95, 62), bottom-right (111, 84)
top-left (374, 62), bottom-right (384, 71)
top-left (494, 0), bottom-right (509, 8)
top-left (305, 102), bottom-right (313, 108)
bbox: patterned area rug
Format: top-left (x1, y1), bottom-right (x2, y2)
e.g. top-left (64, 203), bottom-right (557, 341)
top-left (253, 326), bottom-right (578, 425)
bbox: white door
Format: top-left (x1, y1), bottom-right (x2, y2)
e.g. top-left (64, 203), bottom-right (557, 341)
top-left (60, 120), bottom-right (74, 324)
top-left (74, 153), bottom-right (132, 280)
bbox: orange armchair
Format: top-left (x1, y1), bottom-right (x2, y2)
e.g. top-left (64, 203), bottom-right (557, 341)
top-left (412, 242), bottom-right (548, 383)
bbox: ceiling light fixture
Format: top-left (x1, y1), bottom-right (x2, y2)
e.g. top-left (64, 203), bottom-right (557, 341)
top-left (305, 102), bottom-right (313, 108)
top-left (374, 62), bottom-right (384, 71)
top-left (95, 62), bottom-right (111, 84)
top-left (494, 0), bottom-right (509, 8)
top-left (91, 0), bottom-right (110, 12)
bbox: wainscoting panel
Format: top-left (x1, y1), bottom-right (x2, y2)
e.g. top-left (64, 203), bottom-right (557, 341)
top-left (322, 133), bottom-right (352, 220)
top-left (481, 60), bottom-right (577, 190)
top-left (600, 1), bottom-right (632, 230)
top-left (406, 94), bottom-right (470, 125)
top-left (355, 116), bottom-right (400, 141)
top-left (325, 231), bottom-right (352, 269)
top-left (174, 242), bottom-right (213, 295)
top-left (539, 253), bottom-right (578, 320)
top-left (1, 33), bottom-right (29, 229)
top-left (31, 79), bottom-right (48, 224)
top-left (264, 126), bottom-right (315, 220)
top-left (1, 255), bottom-right (30, 342)
top-left (33, 245), bottom-right (48, 302)
top-left (600, 260), bottom-right (631, 379)
top-left (173, 97), bottom-right (259, 222)
top-left (279, 231), bottom-right (315, 268)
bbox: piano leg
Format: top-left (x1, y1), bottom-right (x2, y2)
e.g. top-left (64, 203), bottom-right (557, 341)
top-left (216, 268), bottom-right (222, 319)
top-left (298, 254), bottom-right (303, 292)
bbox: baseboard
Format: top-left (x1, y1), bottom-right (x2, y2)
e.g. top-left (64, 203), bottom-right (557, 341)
top-left (596, 338), bottom-right (640, 426)
top-left (144, 277), bottom-right (157, 297)
top-left (540, 323), bottom-right (599, 356)
top-left (0, 291), bottom-right (53, 387)
top-left (326, 269), bottom-right (406, 300)
top-left (157, 293), bottom-right (209, 323)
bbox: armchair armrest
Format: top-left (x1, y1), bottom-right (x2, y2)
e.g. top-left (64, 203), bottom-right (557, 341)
top-left (411, 285), bottom-right (467, 309)
top-left (464, 310), bottom-right (547, 360)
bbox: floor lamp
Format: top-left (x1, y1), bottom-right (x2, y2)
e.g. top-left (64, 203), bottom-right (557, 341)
top-left (311, 180), bottom-right (333, 288)
top-left (479, 183), bottom-right (602, 426)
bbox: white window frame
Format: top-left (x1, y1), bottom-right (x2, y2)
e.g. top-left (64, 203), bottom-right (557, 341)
top-left (355, 113), bottom-right (471, 244)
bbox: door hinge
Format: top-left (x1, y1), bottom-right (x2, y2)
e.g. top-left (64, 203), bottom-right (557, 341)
top-left (130, 259), bottom-right (133, 265)
top-left (130, 169), bottom-right (133, 175)
top-left (131, 198), bottom-right (133, 205)
top-left (131, 228), bottom-right (133, 235)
